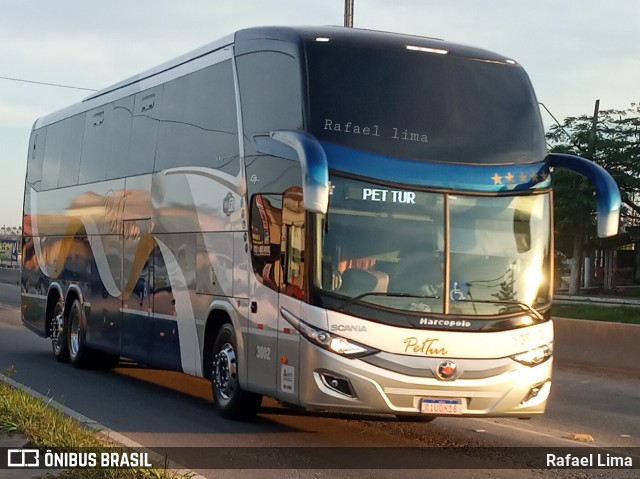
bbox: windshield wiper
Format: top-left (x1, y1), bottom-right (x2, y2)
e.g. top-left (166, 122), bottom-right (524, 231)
top-left (453, 298), bottom-right (544, 320)
top-left (338, 292), bottom-right (439, 312)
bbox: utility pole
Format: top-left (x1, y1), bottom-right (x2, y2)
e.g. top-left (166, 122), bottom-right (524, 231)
top-left (344, 0), bottom-right (354, 27)
top-left (569, 99), bottom-right (602, 295)
top-left (583, 99), bottom-right (600, 290)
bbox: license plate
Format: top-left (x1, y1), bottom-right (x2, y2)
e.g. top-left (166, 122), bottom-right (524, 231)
top-left (420, 398), bottom-right (463, 415)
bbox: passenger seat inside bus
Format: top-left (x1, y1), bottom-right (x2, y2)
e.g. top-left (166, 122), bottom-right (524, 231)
top-left (340, 269), bottom-right (389, 296)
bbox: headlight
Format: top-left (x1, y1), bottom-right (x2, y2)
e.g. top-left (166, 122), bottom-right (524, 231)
top-left (511, 342), bottom-right (553, 367)
top-left (281, 308), bottom-right (378, 358)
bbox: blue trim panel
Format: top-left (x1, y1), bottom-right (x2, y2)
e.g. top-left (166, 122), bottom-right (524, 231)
top-left (320, 142), bottom-right (550, 192)
top-left (121, 310), bottom-right (182, 371)
top-left (150, 316), bottom-right (182, 371)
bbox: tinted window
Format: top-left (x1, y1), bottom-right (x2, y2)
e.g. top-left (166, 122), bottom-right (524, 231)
top-left (126, 86), bottom-right (163, 176)
top-left (155, 76), bottom-right (187, 171)
top-left (319, 176), bottom-right (445, 313)
top-left (80, 105), bottom-right (112, 184)
top-left (236, 51), bottom-right (303, 156)
top-left (237, 51), bottom-right (304, 197)
top-left (281, 187), bottom-right (306, 299)
top-left (306, 43), bottom-right (546, 165)
top-left (41, 114), bottom-right (85, 190)
top-left (57, 114), bottom-right (85, 188)
top-left (155, 60), bottom-right (239, 175)
top-left (250, 193), bottom-right (282, 292)
top-left (106, 96), bottom-right (134, 179)
top-left (26, 129), bottom-right (46, 191)
top-left (41, 121), bottom-right (63, 190)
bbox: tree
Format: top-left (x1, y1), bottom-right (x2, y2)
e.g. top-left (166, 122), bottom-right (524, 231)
top-left (491, 269), bottom-right (517, 302)
top-left (547, 103), bottom-right (640, 293)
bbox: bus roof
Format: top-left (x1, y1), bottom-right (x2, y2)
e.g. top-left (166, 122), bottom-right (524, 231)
top-left (34, 26), bottom-right (517, 129)
top-left (233, 26), bottom-right (511, 63)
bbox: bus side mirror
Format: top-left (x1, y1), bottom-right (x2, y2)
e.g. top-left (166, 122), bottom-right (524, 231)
top-left (548, 153), bottom-right (621, 238)
top-left (253, 131), bottom-right (329, 214)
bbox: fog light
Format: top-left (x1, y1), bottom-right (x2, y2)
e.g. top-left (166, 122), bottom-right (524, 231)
top-left (320, 373), bottom-right (355, 398)
top-left (520, 380), bottom-right (551, 407)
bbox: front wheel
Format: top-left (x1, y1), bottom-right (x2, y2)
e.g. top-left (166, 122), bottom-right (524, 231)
top-left (211, 323), bottom-right (262, 420)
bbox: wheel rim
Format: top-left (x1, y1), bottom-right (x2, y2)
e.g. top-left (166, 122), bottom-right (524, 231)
top-left (69, 308), bottom-right (80, 357)
top-left (213, 343), bottom-right (237, 401)
top-left (51, 308), bottom-right (64, 353)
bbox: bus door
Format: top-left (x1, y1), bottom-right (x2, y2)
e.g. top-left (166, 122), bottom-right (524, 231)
top-left (247, 190), bottom-right (304, 398)
top-left (247, 194), bottom-right (282, 396)
top-left (120, 219), bottom-right (154, 363)
top-left (276, 188), bottom-right (305, 400)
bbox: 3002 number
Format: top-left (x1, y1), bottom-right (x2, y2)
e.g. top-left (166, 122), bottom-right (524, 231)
top-left (256, 345), bottom-right (271, 360)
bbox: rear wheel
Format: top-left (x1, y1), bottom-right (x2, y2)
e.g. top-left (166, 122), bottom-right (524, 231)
top-left (211, 323), bottom-right (262, 420)
top-left (67, 299), bottom-right (92, 368)
top-left (50, 301), bottom-right (68, 362)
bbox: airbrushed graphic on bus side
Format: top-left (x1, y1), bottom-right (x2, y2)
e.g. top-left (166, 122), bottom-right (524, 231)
top-left (29, 185), bottom-right (154, 300)
top-left (27, 164), bottom-right (248, 376)
top-left (155, 238), bottom-right (201, 376)
top-left (176, 165), bottom-right (246, 298)
top-left (164, 165), bottom-right (246, 196)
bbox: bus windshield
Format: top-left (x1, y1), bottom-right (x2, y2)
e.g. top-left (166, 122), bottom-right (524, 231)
top-left (318, 176), bottom-right (551, 316)
top-left (306, 42), bottom-right (546, 165)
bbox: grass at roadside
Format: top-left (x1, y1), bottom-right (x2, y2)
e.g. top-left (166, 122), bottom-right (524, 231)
top-left (0, 368), bottom-right (180, 479)
top-left (550, 303), bottom-right (640, 324)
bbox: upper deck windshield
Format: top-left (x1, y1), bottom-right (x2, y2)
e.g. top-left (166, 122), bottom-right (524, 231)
top-left (306, 42), bottom-right (546, 164)
top-left (318, 176), bottom-right (551, 317)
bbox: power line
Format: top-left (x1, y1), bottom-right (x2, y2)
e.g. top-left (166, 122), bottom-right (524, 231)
top-left (0, 75), bottom-right (97, 92)
top-left (538, 102), bottom-right (573, 141)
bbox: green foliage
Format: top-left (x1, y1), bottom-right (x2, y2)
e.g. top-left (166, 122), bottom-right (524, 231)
top-left (547, 103), bottom-right (640, 257)
top-left (551, 304), bottom-right (640, 324)
top-left (551, 168), bottom-right (595, 254)
top-left (491, 270), bottom-right (517, 301)
top-left (0, 376), bottom-right (182, 479)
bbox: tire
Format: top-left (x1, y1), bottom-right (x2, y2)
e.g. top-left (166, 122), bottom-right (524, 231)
top-left (211, 323), bottom-right (262, 420)
top-left (50, 300), bottom-right (69, 362)
top-left (67, 299), bottom-right (92, 369)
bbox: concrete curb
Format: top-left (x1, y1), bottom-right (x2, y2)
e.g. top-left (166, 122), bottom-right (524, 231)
top-left (553, 317), bottom-right (640, 374)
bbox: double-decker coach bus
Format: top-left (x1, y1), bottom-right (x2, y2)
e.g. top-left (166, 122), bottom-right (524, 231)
top-left (21, 26), bottom-right (620, 420)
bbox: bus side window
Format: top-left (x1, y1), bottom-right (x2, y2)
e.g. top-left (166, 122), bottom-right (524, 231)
top-left (249, 194), bottom-right (282, 291)
top-left (27, 129), bottom-right (46, 191)
top-left (281, 187), bottom-right (305, 299)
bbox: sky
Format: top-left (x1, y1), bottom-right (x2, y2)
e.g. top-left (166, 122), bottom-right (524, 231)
top-left (1, 0), bottom-right (638, 228)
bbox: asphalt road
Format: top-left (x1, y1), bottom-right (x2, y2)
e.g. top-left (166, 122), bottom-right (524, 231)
top-left (1, 282), bottom-right (638, 478)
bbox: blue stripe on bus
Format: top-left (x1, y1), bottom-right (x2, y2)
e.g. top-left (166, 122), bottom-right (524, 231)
top-left (320, 142), bottom-right (550, 192)
top-left (121, 310), bottom-right (183, 371)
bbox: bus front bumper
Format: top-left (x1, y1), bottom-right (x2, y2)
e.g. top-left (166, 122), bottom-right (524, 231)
top-left (297, 340), bottom-right (553, 418)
